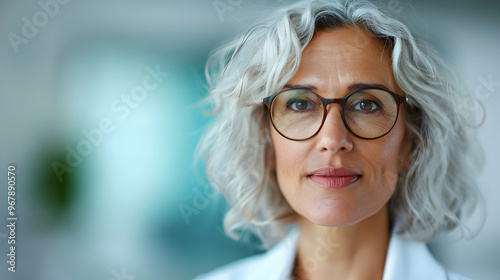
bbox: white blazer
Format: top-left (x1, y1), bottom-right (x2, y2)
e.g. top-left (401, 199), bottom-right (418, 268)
top-left (194, 227), bottom-right (471, 280)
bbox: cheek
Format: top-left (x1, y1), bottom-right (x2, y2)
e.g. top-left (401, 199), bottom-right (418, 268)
top-left (363, 125), bottom-right (406, 194)
top-left (271, 130), bottom-right (294, 177)
top-left (270, 128), bottom-right (308, 190)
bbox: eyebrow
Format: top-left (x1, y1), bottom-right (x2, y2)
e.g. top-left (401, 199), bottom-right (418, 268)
top-left (283, 83), bottom-right (318, 91)
top-left (348, 83), bottom-right (391, 92)
top-left (283, 83), bottom-right (392, 92)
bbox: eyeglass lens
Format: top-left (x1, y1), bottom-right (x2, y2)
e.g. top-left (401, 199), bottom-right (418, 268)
top-left (270, 89), bottom-right (399, 140)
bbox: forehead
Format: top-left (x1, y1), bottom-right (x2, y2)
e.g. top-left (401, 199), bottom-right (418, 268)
top-left (290, 27), bottom-right (398, 95)
top-left (304, 27), bottom-right (391, 63)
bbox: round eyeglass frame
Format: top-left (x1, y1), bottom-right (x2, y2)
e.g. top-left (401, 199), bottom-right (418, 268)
top-left (262, 87), bottom-right (408, 141)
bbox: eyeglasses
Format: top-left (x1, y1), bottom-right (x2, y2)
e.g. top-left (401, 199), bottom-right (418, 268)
top-left (262, 87), bottom-right (407, 141)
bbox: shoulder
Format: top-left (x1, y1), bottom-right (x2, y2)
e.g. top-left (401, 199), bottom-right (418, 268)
top-left (384, 231), bottom-right (473, 280)
top-left (194, 228), bottom-right (299, 280)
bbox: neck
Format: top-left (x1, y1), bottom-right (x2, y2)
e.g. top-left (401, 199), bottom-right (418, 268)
top-left (293, 205), bottom-right (391, 280)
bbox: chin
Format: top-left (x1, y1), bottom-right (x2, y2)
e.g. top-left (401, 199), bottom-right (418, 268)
top-left (297, 201), bottom-right (368, 228)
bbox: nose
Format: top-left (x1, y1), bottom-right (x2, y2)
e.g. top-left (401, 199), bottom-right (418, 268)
top-left (315, 105), bottom-right (354, 153)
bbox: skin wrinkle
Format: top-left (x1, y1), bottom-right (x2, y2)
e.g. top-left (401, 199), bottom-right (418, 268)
top-left (270, 27), bottom-right (411, 280)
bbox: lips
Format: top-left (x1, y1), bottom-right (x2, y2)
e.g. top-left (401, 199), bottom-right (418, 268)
top-left (308, 167), bottom-right (361, 189)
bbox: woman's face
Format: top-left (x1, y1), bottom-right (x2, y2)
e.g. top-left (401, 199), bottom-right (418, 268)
top-left (270, 27), bottom-right (411, 227)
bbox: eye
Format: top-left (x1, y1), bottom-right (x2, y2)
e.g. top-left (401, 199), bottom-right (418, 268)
top-left (286, 99), bottom-right (315, 111)
top-left (352, 100), bottom-right (380, 112)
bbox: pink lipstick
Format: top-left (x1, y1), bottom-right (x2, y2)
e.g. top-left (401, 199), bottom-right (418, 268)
top-left (308, 167), bottom-right (361, 189)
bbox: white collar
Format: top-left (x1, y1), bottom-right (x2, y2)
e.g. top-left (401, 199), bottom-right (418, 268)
top-left (245, 226), bottom-right (450, 280)
top-left (196, 225), bottom-right (464, 280)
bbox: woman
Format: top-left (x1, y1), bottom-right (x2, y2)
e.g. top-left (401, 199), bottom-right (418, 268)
top-left (195, 0), bottom-right (484, 279)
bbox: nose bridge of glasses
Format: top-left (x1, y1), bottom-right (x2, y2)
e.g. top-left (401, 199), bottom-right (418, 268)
top-left (322, 99), bottom-right (346, 128)
top-left (322, 97), bottom-right (345, 113)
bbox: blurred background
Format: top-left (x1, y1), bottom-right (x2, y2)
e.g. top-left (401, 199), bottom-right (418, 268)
top-left (0, 0), bottom-right (499, 279)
